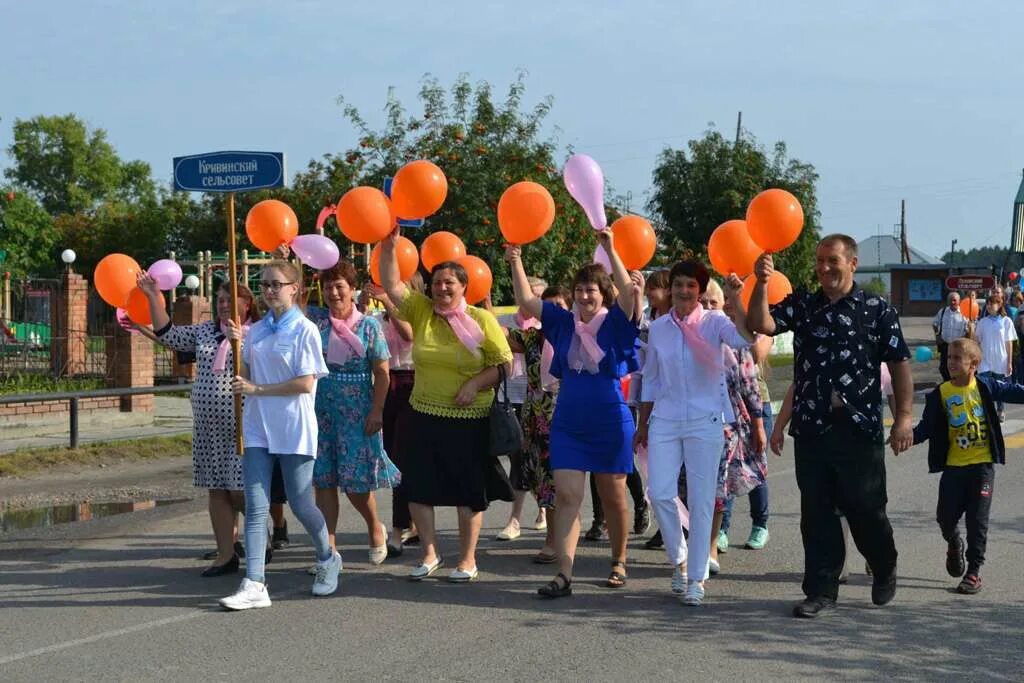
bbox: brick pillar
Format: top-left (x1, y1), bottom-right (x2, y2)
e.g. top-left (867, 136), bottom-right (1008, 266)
top-left (50, 272), bottom-right (88, 376)
top-left (106, 323), bottom-right (154, 412)
top-left (171, 295), bottom-right (211, 381)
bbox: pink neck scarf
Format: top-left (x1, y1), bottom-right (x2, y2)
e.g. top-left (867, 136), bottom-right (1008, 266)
top-left (435, 299), bottom-right (485, 355)
top-left (567, 305), bottom-right (608, 374)
top-left (214, 319), bottom-right (251, 373)
top-left (326, 308), bottom-right (365, 365)
top-left (515, 310), bottom-right (541, 330)
top-left (669, 305), bottom-right (720, 369)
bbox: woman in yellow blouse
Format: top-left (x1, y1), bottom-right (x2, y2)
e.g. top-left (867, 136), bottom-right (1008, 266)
top-left (380, 227), bottom-right (515, 582)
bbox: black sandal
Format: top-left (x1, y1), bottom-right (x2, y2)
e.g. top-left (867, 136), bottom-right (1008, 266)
top-left (606, 561), bottom-right (627, 588)
top-left (538, 572), bottom-right (572, 598)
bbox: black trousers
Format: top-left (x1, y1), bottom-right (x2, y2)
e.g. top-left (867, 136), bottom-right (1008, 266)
top-left (794, 416), bottom-right (898, 601)
top-left (383, 370), bottom-right (415, 530)
top-left (937, 463), bottom-right (995, 573)
top-left (938, 342), bottom-right (950, 381)
top-left (590, 466), bottom-right (646, 525)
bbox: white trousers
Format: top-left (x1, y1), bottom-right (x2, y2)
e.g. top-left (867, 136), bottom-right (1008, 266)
top-left (647, 413), bottom-right (724, 580)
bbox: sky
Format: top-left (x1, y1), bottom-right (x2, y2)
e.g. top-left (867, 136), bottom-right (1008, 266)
top-left (3, 1), bottom-right (1023, 257)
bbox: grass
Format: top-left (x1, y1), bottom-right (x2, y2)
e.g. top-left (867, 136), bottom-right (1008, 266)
top-left (0, 375), bottom-right (106, 396)
top-left (0, 434), bottom-right (192, 478)
top-left (768, 353), bottom-right (794, 367)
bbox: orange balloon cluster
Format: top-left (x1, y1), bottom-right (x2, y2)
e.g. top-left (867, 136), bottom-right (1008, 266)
top-left (740, 271), bottom-right (793, 308)
top-left (420, 231), bottom-right (466, 272)
top-left (708, 220), bottom-right (761, 278)
top-left (336, 187), bottom-right (395, 244)
top-left (94, 254), bottom-right (142, 308)
top-left (391, 160), bottom-right (448, 220)
top-left (498, 182), bottom-right (555, 245)
top-left (745, 189), bottom-right (804, 253)
top-left (125, 287), bottom-right (164, 326)
top-left (610, 215), bottom-right (657, 270)
top-left (960, 298), bottom-right (980, 321)
top-left (246, 200), bottom-right (299, 252)
top-left (369, 237), bottom-right (419, 286)
top-left (457, 255), bottom-right (492, 305)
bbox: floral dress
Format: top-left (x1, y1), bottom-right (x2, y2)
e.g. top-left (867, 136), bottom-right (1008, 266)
top-left (508, 327), bottom-right (557, 508)
top-left (307, 307), bottom-right (401, 493)
top-left (716, 346), bottom-right (767, 508)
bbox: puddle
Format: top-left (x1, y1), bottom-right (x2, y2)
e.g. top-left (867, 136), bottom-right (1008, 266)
top-left (0, 498), bottom-right (190, 533)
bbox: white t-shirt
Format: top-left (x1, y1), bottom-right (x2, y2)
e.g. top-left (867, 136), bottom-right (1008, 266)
top-left (496, 312), bottom-right (529, 405)
top-left (241, 313), bottom-right (329, 457)
top-left (975, 314), bottom-right (1018, 376)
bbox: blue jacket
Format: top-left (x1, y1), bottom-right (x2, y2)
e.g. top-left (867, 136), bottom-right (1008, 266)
top-left (912, 375), bottom-right (1024, 473)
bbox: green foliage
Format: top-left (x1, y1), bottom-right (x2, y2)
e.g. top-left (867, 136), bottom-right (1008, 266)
top-left (648, 129), bottom-right (821, 287)
top-left (862, 276), bottom-right (888, 298)
top-left (943, 245), bottom-right (1020, 274)
top-left (0, 189), bottom-right (57, 277)
top-left (0, 375), bottom-right (105, 396)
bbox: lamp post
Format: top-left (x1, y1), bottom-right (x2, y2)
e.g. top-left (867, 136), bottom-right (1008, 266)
top-left (60, 249), bottom-right (76, 274)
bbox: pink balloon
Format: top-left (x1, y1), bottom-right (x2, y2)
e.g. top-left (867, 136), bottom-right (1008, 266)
top-left (291, 234), bottom-right (340, 270)
top-left (115, 308), bottom-right (139, 334)
top-left (147, 259), bottom-right (183, 290)
top-left (563, 153), bottom-right (607, 231)
top-left (593, 244), bottom-right (612, 273)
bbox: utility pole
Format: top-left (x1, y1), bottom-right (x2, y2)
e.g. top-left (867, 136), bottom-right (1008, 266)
top-left (899, 199), bottom-right (909, 264)
top-left (950, 238), bottom-right (957, 266)
top-left (735, 111), bottom-right (742, 146)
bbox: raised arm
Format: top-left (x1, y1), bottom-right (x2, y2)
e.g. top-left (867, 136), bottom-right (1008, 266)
top-left (136, 271), bottom-right (171, 331)
top-left (504, 244), bottom-right (542, 320)
top-left (747, 252), bottom-right (777, 335)
top-left (723, 273), bottom-right (755, 342)
top-left (379, 226), bottom-right (409, 308)
top-left (596, 229), bottom-right (635, 320)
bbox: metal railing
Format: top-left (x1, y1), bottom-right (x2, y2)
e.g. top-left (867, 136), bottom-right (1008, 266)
top-left (0, 384), bottom-right (193, 449)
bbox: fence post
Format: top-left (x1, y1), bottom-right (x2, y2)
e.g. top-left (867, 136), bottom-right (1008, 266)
top-left (51, 272), bottom-right (88, 377)
top-left (197, 251), bottom-right (205, 298)
top-left (69, 397), bottom-right (79, 449)
top-left (106, 323), bottom-right (154, 413)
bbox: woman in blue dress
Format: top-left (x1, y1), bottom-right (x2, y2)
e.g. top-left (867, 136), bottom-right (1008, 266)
top-left (307, 260), bottom-right (401, 566)
top-left (506, 230), bottom-right (639, 598)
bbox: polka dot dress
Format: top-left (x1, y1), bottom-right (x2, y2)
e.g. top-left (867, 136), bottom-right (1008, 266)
top-left (157, 321), bottom-right (243, 490)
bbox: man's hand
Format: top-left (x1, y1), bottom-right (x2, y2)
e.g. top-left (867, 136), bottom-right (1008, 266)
top-left (769, 426), bottom-right (785, 456)
top-left (888, 418), bottom-right (914, 455)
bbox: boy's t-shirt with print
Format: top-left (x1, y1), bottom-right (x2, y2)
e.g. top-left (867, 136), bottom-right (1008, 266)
top-left (939, 378), bottom-right (995, 467)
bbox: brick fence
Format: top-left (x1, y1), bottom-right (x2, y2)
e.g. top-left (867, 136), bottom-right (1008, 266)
top-left (0, 395), bottom-right (119, 419)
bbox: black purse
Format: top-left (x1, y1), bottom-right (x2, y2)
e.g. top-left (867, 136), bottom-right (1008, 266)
top-left (489, 364), bottom-right (523, 457)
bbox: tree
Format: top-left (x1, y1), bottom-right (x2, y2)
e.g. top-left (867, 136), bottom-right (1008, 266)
top-left (863, 276), bottom-right (888, 299)
top-left (0, 189), bottom-right (56, 278)
top-left (648, 128), bottom-right (822, 287)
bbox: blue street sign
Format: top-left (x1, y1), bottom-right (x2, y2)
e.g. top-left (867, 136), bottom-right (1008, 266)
top-left (382, 177), bottom-right (426, 228)
top-left (173, 151), bottom-right (286, 193)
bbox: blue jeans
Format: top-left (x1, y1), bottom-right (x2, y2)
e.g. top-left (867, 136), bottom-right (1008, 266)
top-left (243, 447), bottom-right (332, 583)
top-left (979, 372), bottom-right (1008, 413)
top-left (721, 402), bottom-right (772, 533)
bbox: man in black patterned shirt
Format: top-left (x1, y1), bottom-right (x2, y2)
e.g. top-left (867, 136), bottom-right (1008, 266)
top-left (748, 234), bottom-right (914, 618)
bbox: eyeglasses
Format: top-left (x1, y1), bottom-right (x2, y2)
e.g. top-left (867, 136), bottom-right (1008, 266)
top-left (260, 280), bottom-right (295, 293)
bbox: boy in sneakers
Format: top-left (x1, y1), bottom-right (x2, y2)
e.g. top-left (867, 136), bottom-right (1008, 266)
top-left (906, 338), bottom-right (1024, 594)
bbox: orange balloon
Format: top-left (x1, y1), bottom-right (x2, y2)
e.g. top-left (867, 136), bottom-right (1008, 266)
top-left (245, 200), bottom-right (299, 252)
top-left (610, 215), bottom-right (657, 270)
top-left (745, 189), bottom-right (804, 253)
top-left (457, 255), bottom-right (492, 305)
top-left (960, 298), bottom-right (980, 321)
top-left (741, 271), bottom-right (793, 309)
top-left (94, 253), bottom-right (142, 308)
top-left (336, 187), bottom-right (395, 244)
top-left (497, 181), bottom-right (555, 244)
top-left (369, 237), bottom-right (420, 286)
top-left (125, 287), bottom-right (164, 326)
top-left (708, 219), bottom-right (761, 278)
top-left (391, 160), bottom-right (448, 219)
top-left (420, 231), bottom-right (466, 272)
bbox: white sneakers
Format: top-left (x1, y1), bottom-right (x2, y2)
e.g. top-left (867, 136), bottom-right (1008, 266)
top-left (219, 578), bottom-right (272, 611)
top-left (671, 565), bottom-right (688, 594)
top-left (448, 566), bottom-right (479, 583)
top-left (312, 551), bottom-right (343, 597)
top-left (682, 580), bottom-right (705, 606)
top-left (496, 520), bottom-right (521, 541)
top-left (409, 556), bottom-right (444, 580)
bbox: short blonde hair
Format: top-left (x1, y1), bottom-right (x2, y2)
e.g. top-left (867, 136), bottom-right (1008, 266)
top-left (950, 337), bottom-right (982, 364)
top-left (704, 278), bottom-right (724, 303)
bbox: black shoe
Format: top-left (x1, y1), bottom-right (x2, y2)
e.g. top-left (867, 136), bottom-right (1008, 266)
top-left (792, 597), bottom-right (836, 618)
top-left (264, 547), bottom-right (273, 565)
top-left (584, 521), bottom-right (607, 542)
top-left (633, 506), bottom-right (652, 535)
top-left (644, 529), bottom-right (664, 550)
top-left (537, 573), bottom-right (572, 599)
top-left (234, 541), bottom-right (246, 559)
top-left (272, 521), bottom-right (290, 550)
top-left (956, 572), bottom-right (982, 594)
top-left (945, 536), bottom-right (966, 577)
top-left (386, 543), bottom-right (403, 559)
top-left (201, 555), bottom-right (239, 577)
top-left (872, 573), bottom-right (897, 606)
top-left (201, 549), bottom-right (218, 561)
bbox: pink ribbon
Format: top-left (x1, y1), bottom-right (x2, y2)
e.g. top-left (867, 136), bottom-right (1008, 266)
top-left (327, 308), bottom-right (366, 365)
top-left (635, 443), bottom-right (690, 531)
top-left (214, 320), bottom-right (251, 373)
top-left (567, 306), bottom-right (608, 373)
top-left (669, 305), bottom-right (721, 370)
top-left (515, 310), bottom-right (541, 330)
top-left (315, 205), bottom-right (335, 235)
top-left (435, 299), bottom-right (485, 355)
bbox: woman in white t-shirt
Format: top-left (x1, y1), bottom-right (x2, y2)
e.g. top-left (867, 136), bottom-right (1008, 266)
top-left (975, 289), bottom-right (1018, 421)
top-left (218, 260), bottom-right (339, 611)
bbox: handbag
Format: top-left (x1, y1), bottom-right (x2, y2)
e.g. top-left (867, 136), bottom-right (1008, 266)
top-left (489, 364), bottom-right (523, 457)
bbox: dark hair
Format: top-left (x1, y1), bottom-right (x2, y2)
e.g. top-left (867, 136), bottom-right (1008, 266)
top-left (216, 281), bottom-right (262, 322)
top-left (668, 260), bottom-right (711, 294)
top-left (431, 261), bottom-right (469, 287)
top-left (819, 233), bottom-right (859, 258)
top-left (541, 284), bottom-right (572, 302)
top-left (572, 264), bottom-right (615, 306)
top-left (320, 260), bottom-right (358, 289)
top-left (646, 269), bottom-right (670, 291)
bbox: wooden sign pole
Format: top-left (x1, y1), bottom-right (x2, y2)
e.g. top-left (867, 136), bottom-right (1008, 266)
top-left (226, 192), bottom-right (244, 456)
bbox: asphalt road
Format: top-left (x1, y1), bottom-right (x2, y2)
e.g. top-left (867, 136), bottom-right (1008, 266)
top-left (1, 413), bottom-right (1023, 681)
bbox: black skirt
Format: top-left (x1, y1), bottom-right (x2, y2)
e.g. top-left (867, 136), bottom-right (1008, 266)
top-left (403, 410), bottom-right (514, 511)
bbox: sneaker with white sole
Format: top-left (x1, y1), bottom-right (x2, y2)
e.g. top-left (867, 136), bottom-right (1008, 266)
top-left (448, 566), bottom-right (479, 582)
top-left (671, 565), bottom-right (688, 594)
top-left (219, 578), bottom-right (272, 611)
top-left (409, 555), bottom-right (444, 581)
top-left (311, 551), bottom-right (342, 597)
top-left (682, 580), bottom-right (705, 606)
top-left (746, 526), bottom-right (769, 550)
top-left (496, 520), bottom-right (521, 541)
top-left (708, 558), bottom-right (720, 575)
